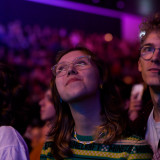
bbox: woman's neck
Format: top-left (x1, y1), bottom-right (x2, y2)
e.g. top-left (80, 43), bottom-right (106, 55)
top-left (69, 92), bottom-right (102, 136)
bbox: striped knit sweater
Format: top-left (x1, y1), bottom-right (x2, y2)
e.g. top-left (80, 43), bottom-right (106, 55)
top-left (40, 135), bottom-right (153, 160)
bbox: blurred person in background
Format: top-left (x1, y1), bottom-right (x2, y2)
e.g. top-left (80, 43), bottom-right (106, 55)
top-left (0, 63), bottom-right (29, 159)
top-left (40, 47), bottom-right (152, 160)
top-left (127, 83), bottom-right (152, 137)
top-left (30, 88), bottom-right (56, 160)
top-left (128, 83), bottom-right (150, 121)
top-left (39, 88), bottom-right (56, 134)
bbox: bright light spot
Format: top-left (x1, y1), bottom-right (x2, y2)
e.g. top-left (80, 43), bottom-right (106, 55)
top-left (104, 33), bottom-right (113, 42)
top-left (138, 0), bottom-right (153, 15)
top-left (139, 31), bottom-right (146, 39)
top-left (123, 76), bottom-right (133, 85)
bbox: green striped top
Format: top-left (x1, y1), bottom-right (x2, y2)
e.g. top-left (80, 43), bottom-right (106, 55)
top-left (40, 135), bottom-right (153, 160)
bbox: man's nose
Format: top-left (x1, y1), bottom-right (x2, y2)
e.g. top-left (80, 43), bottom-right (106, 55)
top-left (151, 48), bottom-right (160, 63)
top-left (153, 48), bottom-right (160, 58)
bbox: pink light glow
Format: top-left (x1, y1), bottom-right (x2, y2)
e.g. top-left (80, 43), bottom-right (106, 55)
top-left (26, 0), bottom-right (123, 19)
top-left (26, 0), bottom-right (142, 42)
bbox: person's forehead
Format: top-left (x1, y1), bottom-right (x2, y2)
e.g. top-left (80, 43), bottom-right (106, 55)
top-left (58, 50), bottom-right (87, 63)
top-left (143, 31), bottom-right (160, 45)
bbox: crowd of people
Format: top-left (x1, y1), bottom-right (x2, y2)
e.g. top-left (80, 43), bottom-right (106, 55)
top-left (0, 20), bottom-right (141, 110)
top-left (0, 20), bottom-right (141, 87)
top-left (1, 12), bottom-right (160, 159)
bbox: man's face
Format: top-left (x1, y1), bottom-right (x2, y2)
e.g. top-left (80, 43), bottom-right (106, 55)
top-left (138, 32), bottom-right (160, 87)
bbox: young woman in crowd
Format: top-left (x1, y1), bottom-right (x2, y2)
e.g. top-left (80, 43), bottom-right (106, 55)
top-left (40, 47), bottom-right (152, 160)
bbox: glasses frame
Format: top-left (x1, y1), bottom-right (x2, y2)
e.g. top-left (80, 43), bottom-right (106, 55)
top-left (140, 45), bottom-right (160, 61)
top-left (51, 55), bottom-right (91, 77)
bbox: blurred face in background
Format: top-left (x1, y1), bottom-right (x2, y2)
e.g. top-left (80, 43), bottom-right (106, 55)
top-left (39, 89), bottom-right (56, 122)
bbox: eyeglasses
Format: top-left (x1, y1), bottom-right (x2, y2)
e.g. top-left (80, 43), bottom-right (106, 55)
top-left (140, 45), bottom-right (160, 60)
top-left (51, 56), bottom-right (91, 77)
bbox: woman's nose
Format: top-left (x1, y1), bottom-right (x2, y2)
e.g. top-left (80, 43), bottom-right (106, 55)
top-left (67, 64), bottom-right (78, 76)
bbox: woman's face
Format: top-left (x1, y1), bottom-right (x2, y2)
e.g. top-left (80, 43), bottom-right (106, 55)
top-left (39, 89), bottom-right (56, 121)
top-left (55, 50), bottom-right (101, 103)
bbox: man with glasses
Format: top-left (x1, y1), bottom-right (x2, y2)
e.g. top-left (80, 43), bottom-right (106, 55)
top-left (138, 13), bottom-right (160, 159)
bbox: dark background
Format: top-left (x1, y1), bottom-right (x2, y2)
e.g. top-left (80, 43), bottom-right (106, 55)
top-left (0, 0), bottom-right (121, 37)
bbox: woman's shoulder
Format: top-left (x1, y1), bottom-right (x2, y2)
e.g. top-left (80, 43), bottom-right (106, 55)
top-left (42, 138), bottom-right (54, 149)
top-left (41, 139), bottom-right (54, 159)
top-left (123, 135), bottom-right (144, 141)
top-left (112, 135), bottom-right (153, 156)
top-left (115, 135), bottom-right (152, 152)
top-left (115, 135), bottom-right (149, 145)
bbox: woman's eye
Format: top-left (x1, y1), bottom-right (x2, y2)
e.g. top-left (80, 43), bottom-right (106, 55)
top-left (57, 65), bottom-right (67, 72)
top-left (76, 60), bottom-right (87, 66)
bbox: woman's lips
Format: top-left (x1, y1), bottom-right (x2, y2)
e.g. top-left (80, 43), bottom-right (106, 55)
top-left (66, 78), bottom-right (81, 86)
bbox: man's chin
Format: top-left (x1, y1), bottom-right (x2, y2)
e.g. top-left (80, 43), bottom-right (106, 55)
top-left (149, 84), bottom-right (160, 91)
top-left (147, 79), bottom-right (160, 87)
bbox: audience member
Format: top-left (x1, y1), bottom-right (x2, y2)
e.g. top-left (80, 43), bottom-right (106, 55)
top-left (30, 88), bottom-right (56, 160)
top-left (40, 47), bottom-right (152, 160)
top-left (137, 12), bottom-right (160, 158)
